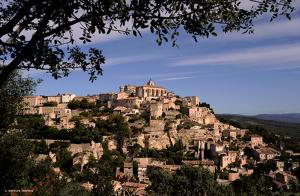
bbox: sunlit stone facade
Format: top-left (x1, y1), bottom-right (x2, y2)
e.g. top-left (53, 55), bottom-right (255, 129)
top-left (136, 79), bottom-right (167, 98)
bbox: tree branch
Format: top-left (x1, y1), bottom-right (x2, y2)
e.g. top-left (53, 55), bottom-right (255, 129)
top-left (0, 3), bottom-right (54, 88)
top-left (0, 1), bottom-right (36, 38)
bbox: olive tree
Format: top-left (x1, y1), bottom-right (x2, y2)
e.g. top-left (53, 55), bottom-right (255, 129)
top-left (0, 0), bottom-right (295, 87)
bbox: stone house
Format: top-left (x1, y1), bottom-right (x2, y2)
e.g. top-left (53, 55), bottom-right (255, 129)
top-left (120, 182), bottom-right (148, 196)
top-left (133, 158), bottom-right (166, 183)
top-left (188, 106), bottom-right (216, 125)
top-left (114, 97), bottom-right (142, 108)
top-left (182, 96), bottom-right (200, 107)
top-left (67, 141), bottom-right (103, 160)
top-left (182, 160), bottom-right (216, 173)
top-left (61, 93), bottom-right (76, 103)
top-left (99, 93), bottom-right (118, 103)
top-left (116, 162), bottom-right (134, 179)
top-left (271, 160), bottom-right (285, 171)
top-left (73, 95), bottom-right (98, 103)
top-left (250, 135), bottom-right (263, 148)
top-left (119, 84), bottom-right (137, 95)
top-left (150, 101), bottom-right (163, 118)
top-left (47, 95), bottom-right (62, 103)
top-left (162, 97), bottom-right (178, 111)
top-left (210, 142), bottom-right (225, 157)
top-left (253, 147), bottom-right (279, 160)
top-left (23, 95), bottom-right (45, 107)
top-left (113, 106), bottom-right (128, 114)
top-left (220, 151), bottom-right (238, 169)
top-left (236, 129), bottom-right (247, 138)
top-left (222, 129), bottom-right (237, 140)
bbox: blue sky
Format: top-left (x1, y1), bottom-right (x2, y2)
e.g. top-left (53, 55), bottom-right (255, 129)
top-left (27, 3), bottom-right (300, 115)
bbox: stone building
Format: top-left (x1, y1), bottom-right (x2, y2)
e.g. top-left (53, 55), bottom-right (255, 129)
top-left (143, 119), bottom-right (165, 133)
top-left (23, 96), bottom-right (45, 107)
top-left (253, 147), bottom-right (279, 160)
top-left (182, 160), bottom-right (216, 173)
top-left (210, 142), bottom-right (225, 157)
top-left (150, 101), bottom-right (163, 118)
top-left (73, 95), bottom-right (98, 103)
top-left (38, 107), bottom-right (71, 116)
top-left (236, 129), bottom-right (247, 138)
top-left (98, 93), bottom-right (117, 103)
top-left (61, 93), bottom-right (76, 103)
top-left (250, 135), bottom-right (263, 148)
top-left (121, 162), bottom-right (134, 178)
top-left (67, 141), bottom-right (103, 160)
top-left (188, 106), bottom-right (216, 124)
top-left (117, 92), bottom-right (129, 100)
top-left (272, 160), bottom-right (285, 172)
top-left (220, 151), bottom-right (238, 169)
top-left (113, 97), bottom-right (142, 108)
top-left (182, 96), bottom-right (200, 107)
top-left (119, 84), bottom-right (137, 95)
top-left (133, 158), bottom-right (162, 183)
top-left (136, 79), bottom-right (167, 99)
top-left (47, 95), bottom-right (62, 103)
top-left (222, 130), bottom-right (237, 140)
top-left (23, 94), bottom-right (75, 109)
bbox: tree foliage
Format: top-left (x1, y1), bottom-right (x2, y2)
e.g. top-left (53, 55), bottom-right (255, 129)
top-left (0, 0), bottom-right (295, 86)
top-left (43, 101), bottom-right (58, 107)
top-left (147, 166), bottom-right (234, 196)
top-left (0, 71), bottom-right (38, 133)
top-left (217, 114), bottom-right (300, 152)
top-left (68, 98), bottom-right (95, 110)
top-left (107, 114), bottom-right (131, 153)
top-left (231, 175), bottom-right (276, 195)
top-left (0, 133), bottom-right (34, 190)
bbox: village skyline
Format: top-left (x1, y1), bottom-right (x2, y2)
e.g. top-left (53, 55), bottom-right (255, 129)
top-left (24, 1), bottom-right (300, 115)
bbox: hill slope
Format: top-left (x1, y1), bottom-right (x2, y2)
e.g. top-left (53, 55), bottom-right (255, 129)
top-left (253, 113), bottom-right (300, 124)
top-left (217, 114), bottom-right (300, 139)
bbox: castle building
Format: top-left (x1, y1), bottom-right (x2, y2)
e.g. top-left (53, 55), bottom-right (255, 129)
top-left (119, 85), bottom-right (137, 95)
top-left (182, 96), bottom-right (200, 107)
top-left (136, 79), bottom-right (167, 99)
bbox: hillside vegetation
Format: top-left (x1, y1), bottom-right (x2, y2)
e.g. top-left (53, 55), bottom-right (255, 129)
top-left (253, 113), bottom-right (300, 124)
top-left (217, 114), bottom-right (300, 139)
top-left (217, 114), bottom-right (300, 153)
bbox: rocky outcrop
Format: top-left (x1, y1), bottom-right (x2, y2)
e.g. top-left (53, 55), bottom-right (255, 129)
top-left (177, 128), bottom-right (207, 146)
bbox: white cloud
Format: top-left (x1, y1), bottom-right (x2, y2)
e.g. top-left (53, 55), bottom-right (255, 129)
top-left (104, 53), bottom-right (164, 67)
top-left (173, 43), bottom-right (300, 69)
top-left (205, 17), bottom-right (300, 43)
top-left (257, 65), bottom-right (300, 71)
top-left (238, 0), bottom-right (300, 10)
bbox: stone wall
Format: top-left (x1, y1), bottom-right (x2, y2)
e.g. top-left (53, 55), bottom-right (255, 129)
top-left (188, 107), bottom-right (216, 124)
top-left (150, 102), bottom-right (163, 118)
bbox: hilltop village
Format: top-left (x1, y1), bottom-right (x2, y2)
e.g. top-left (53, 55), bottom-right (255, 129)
top-left (21, 79), bottom-right (299, 194)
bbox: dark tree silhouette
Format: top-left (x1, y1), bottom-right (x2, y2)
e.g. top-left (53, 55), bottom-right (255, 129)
top-left (0, 0), bottom-right (294, 87)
